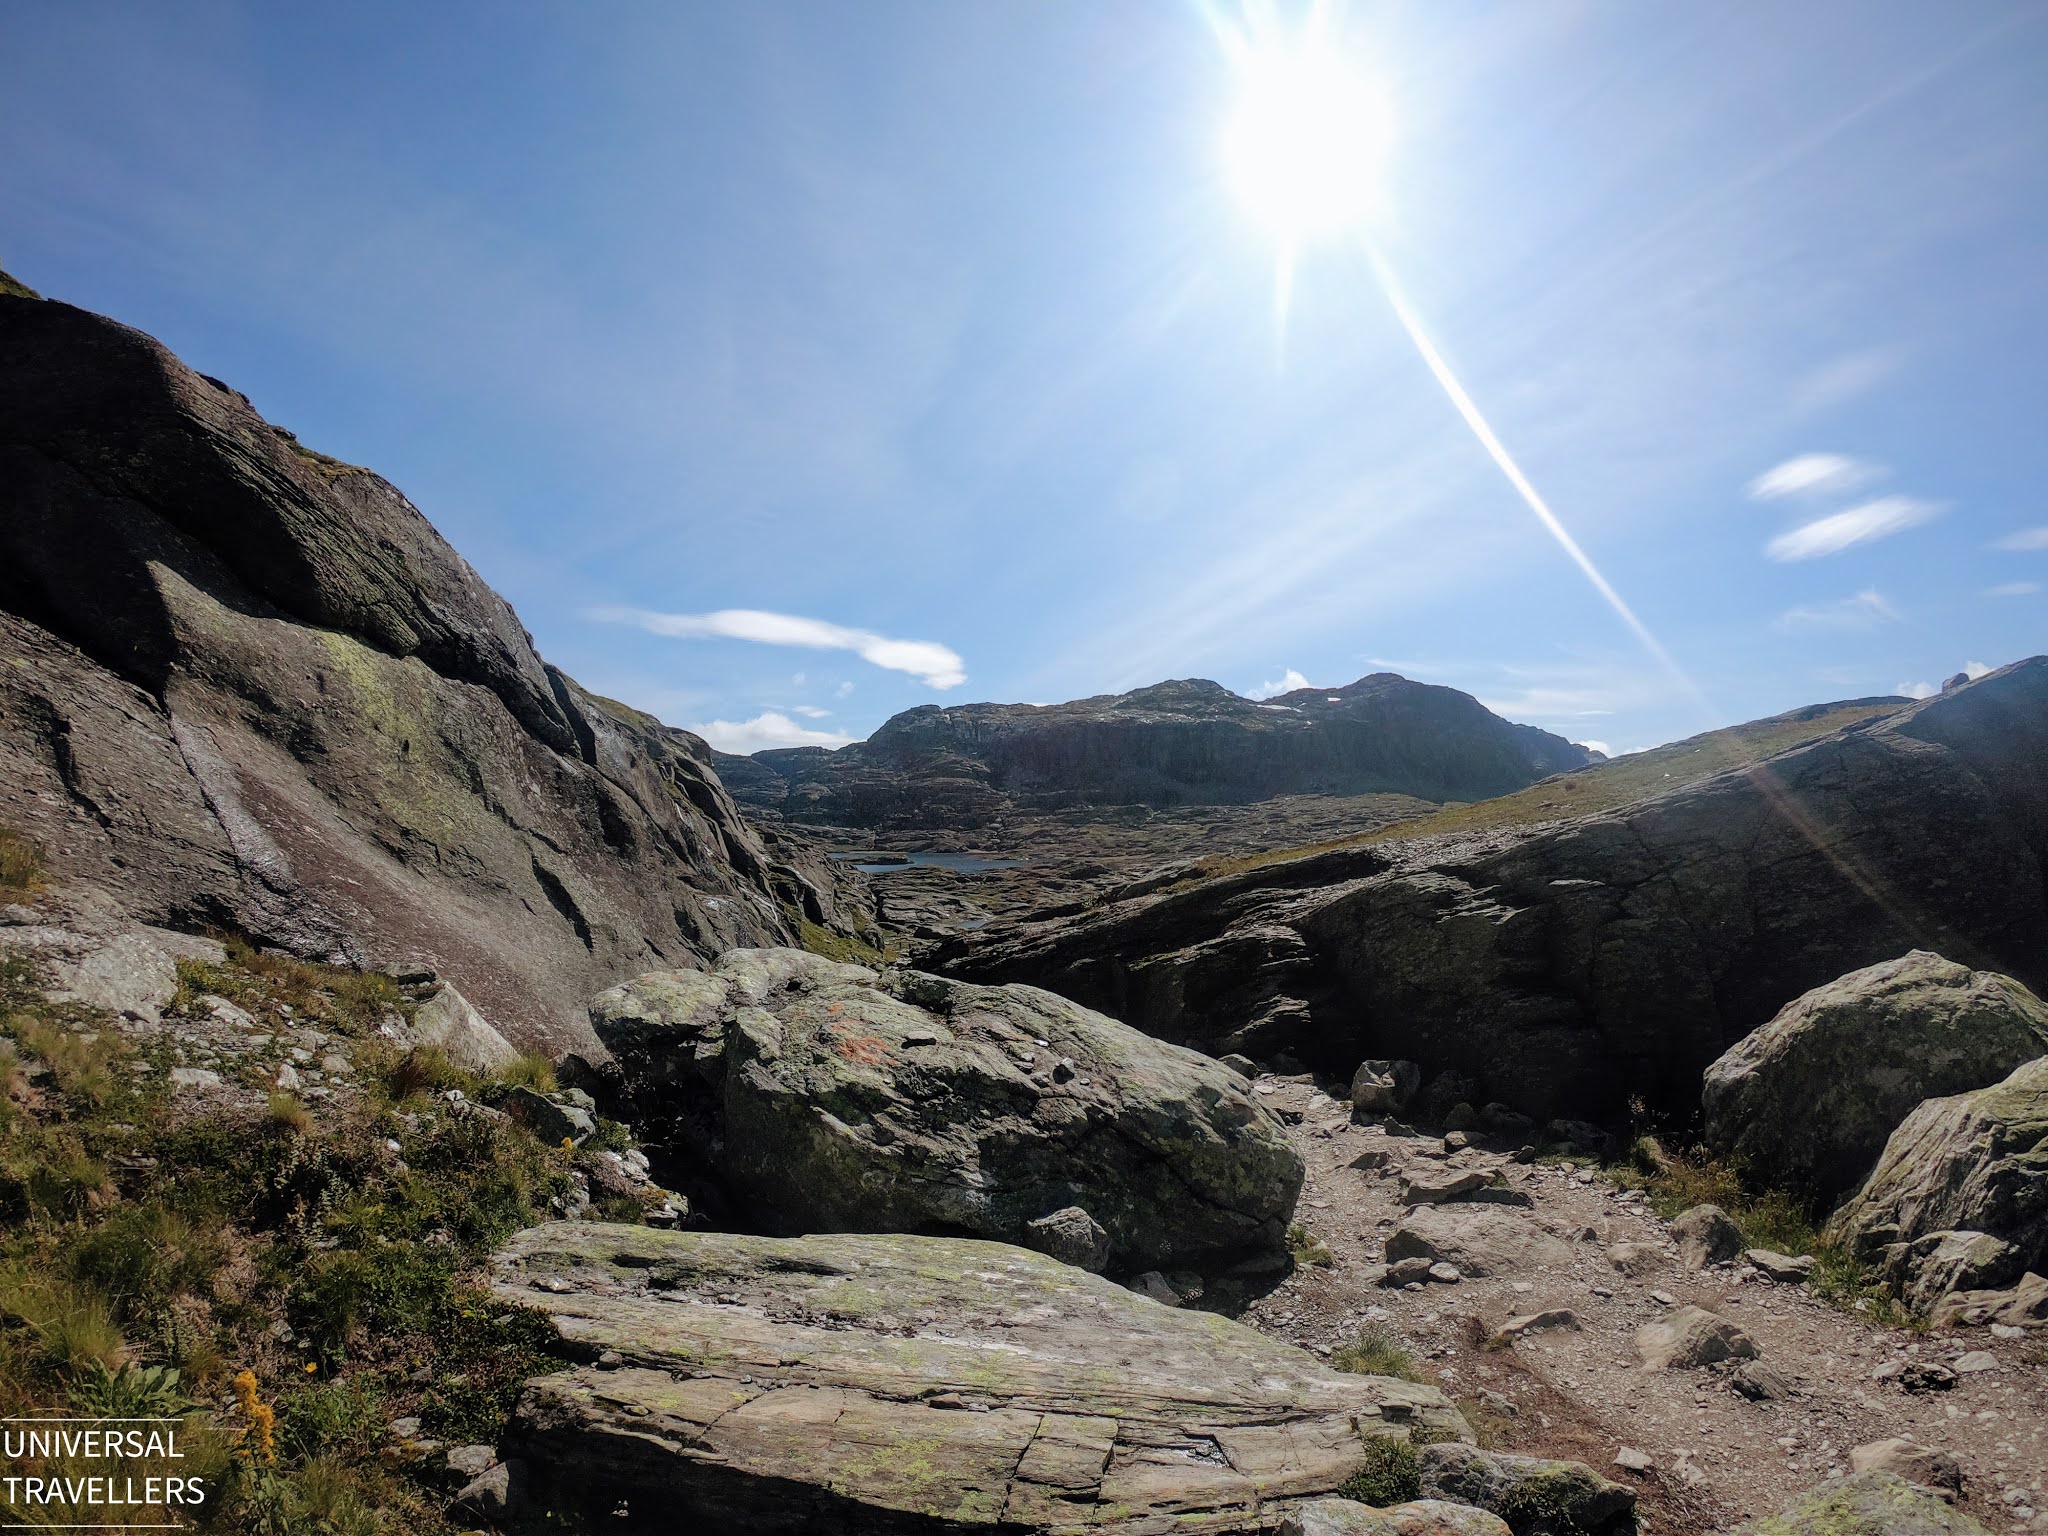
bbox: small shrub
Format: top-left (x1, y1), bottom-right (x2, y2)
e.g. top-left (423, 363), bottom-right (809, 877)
top-left (10, 1018), bottom-right (122, 1106)
top-left (497, 1051), bottom-right (558, 1093)
top-left (1331, 1323), bottom-right (1427, 1383)
top-left (1, 1276), bottom-right (129, 1376)
top-left (1339, 1435), bottom-right (1421, 1505)
top-left (267, 1091), bottom-right (315, 1138)
top-left (0, 1129), bottom-right (115, 1221)
top-left (1286, 1222), bottom-right (1333, 1268)
top-left (68, 1361), bottom-right (195, 1418)
top-left (381, 1044), bottom-right (468, 1104)
top-left (276, 1375), bottom-right (385, 1460)
top-left (66, 1203), bottom-right (226, 1321)
top-left (0, 828), bottom-right (44, 898)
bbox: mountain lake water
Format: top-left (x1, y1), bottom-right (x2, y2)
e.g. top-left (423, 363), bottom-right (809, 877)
top-left (830, 851), bottom-right (1023, 875)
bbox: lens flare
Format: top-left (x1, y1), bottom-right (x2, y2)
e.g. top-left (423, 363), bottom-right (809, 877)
top-left (1221, 39), bottom-right (1391, 245)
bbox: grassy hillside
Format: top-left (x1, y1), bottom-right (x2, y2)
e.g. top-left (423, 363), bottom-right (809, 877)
top-left (1175, 696), bottom-right (1907, 885)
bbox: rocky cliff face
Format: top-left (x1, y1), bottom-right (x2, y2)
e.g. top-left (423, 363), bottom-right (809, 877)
top-left (0, 285), bottom-right (869, 1054)
top-left (931, 661), bottom-right (2048, 1125)
top-left (717, 675), bottom-right (1596, 830)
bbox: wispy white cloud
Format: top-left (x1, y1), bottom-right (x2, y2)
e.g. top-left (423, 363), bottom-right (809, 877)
top-left (1774, 588), bottom-right (1899, 631)
top-left (685, 711), bottom-right (856, 753)
top-left (1477, 687), bottom-right (1616, 720)
top-left (1248, 667), bottom-right (1310, 699)
top-left (1765, 496), bottom-right (1940, 561)
top-left (834, 680), bottom-right (856, 698)
top-left (1893, 662), bottom-right (1992, 702)
top-left (1793, 349), bottom-right (1903, 414)
top-left (594, 607), bottom-right (965, 689)
top-left (1577, 739), bottom-right (1613, 757)
top-left (1987, 581), bottom-right (2041, 598)
top-left (1993, 526), bottom-right (2048, 551)
top-left (790, 704), bottom-right (832, 718)
top-left (1747, 453), bottom-right (1883, 501)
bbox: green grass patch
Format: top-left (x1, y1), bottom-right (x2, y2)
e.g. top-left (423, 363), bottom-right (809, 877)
top-left (0, 268), bottom-right (41, 301)
top-left (170, 938), bottom-right (404, 1038)
top-left (1609, 1140), bottom-right (1921, 1329)
top-left (0, 940), bottom-right (595, 1531)
top-left (1331, 1323), bottom-right (1426, 1383)
top-left (797, 915), bottom-right (889, 965)
top-left (1286, 1221), bottom-right (1334, 1269)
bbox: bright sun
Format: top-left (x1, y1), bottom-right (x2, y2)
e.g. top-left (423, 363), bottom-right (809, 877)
top-left (1221, 28), bottom-right (1391, 245)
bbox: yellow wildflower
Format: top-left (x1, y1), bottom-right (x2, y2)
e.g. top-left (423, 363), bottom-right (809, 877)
top-left (231, 1368), bottom-right (276, 1464)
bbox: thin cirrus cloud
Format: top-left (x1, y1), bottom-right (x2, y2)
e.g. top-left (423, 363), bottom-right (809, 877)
top-left (1987, 581), bottom-right (2041, 598)
top-left (1765, 496), bottom-right (1941, 562)
top-left (593, 606), bottom-right (966, 689)
top-left (1993, 527), bottom-right (2048, 551)
top-left (1746, 453), bottom-right (1882, 502)
top-left (1774, 588), bottom-right (1899, 631)
top-left (683, 711), bottom-right (857, 754)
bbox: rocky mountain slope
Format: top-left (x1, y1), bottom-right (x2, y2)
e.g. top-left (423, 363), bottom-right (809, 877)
top-left (929, 660), bottom-right (2048, 1126)
top-left (716, 674), bottom-right (1597, 830)
top-left (0, 278), bottom-right (870, 1054)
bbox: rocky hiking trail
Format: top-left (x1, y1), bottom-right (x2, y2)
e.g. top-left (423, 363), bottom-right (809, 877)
top-left (1234, 1073), bottom-right (2048, 1534)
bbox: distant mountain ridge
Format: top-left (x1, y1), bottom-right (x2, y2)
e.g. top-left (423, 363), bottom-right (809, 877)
top-left (716, 673), bottom-right (1598, 830)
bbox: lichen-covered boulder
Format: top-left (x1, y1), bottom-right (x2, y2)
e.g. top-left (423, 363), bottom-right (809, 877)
top-left (1826, 1055), bottom-right (2048, 1308)
top-left (1729, 1471), bottom-right (1994, 1535)
top-left (1703, 953), bottom-right (2048, 1200)
top-left (492, 1223), bottom-right (1467, 1533)
top-left (590, 949), bottom-right (1304, 1275)
top-left (1417, 1444), bottom-right (1637, 1536)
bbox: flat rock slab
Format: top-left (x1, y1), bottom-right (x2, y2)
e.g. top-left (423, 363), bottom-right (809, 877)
top-left (493, 1222), bottom-right (1467, 1533)
top-left (1385, 1204), bottom-right (1572, 1278)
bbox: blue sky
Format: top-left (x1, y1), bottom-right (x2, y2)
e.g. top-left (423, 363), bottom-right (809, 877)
top-left (4, 2), bottom-right (2045, 757)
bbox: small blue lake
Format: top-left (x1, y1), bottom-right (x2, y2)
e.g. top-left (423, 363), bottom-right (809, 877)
top-left (830, 851), bottom-right (1024, 875)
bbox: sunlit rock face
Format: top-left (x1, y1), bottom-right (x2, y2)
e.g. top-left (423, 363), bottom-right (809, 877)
top-left (933, 660), bottom-right (2048, 1125)
top-left (1702, 951), bottom-right (2048, 1202)
top-left (0, 287), bottom-right (870, 1054)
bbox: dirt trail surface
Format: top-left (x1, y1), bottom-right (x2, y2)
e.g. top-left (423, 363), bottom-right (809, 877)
top-left (1236, 1075), bottom-right (2048, 1535)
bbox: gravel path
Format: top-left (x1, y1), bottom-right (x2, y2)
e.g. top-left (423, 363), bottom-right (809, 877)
top-left (1235, 1074), bottom-right (2048, 1534)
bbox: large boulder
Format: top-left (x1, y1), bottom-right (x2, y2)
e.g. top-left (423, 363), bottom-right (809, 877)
top-left (492, 1223), bottom-right (1467, 1533)
top-left (1702, 953), bottom-right (2048, 1199)
top-left (591, 949), bottom-right (1304, 1274)
top-left (1827, 1055), bottom-right (2048, 1309)
top-left (1728, 1471), bottom-right (1993, 1535)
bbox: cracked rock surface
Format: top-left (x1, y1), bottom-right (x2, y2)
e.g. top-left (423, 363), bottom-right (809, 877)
top-left (492, 1222), bottom-right (1465, 1533)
